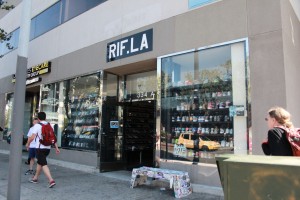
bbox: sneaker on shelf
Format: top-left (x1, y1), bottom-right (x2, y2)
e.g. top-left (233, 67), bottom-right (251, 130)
top-left (49, 180), bottom-right (56, 188)
top-left (25, 170), bottom-right (33, 175)
top-left (29, 178), bottom-right (38, 184)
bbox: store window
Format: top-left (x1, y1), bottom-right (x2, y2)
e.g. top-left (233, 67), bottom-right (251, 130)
top-left (125, 71), bottom-right (157, 101)
top-left (62, 73), bottom-right (101, 151)
top-left (4, 93), bottom-right (14, 136)
top-left (159, 41), bottom-right (248, 163)
top-left (4, 92), bottom-right (34, 140)
top-left (40, 83), bottom-right (62, 144)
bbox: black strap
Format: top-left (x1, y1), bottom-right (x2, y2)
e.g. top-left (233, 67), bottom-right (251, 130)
top-left (35, 122), bottom-right (45, 148)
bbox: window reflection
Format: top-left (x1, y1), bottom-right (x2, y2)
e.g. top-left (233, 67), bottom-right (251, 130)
top-left (62, 0), bottom-right (106, 22)
top-left (62, 73), bottom-right (101, 151)
top-left (30, 0), bottom-right (107, 40)
top-left (30, 2), bottom-right (61, 39)
top-left (41, 83), bottom-right (60, 137)
top-left (0, 28), bottom-right (19, 56)
top-left (125, 71), bottom-right (157, 101)
top-left (160, 44), bottom-right (237, 164)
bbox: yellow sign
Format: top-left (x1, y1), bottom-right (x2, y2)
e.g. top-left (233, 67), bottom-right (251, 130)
top-left (12, 61), bottom-right (51, 84)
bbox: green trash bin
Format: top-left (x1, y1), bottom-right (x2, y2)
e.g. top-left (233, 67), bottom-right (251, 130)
top-left (215, 154), bottom-right (235, 191)
top-left (217, 155), bottom-right (300, 200)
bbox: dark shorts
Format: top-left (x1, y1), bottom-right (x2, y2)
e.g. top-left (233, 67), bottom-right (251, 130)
top-left (28, 148), bottom-right (36, 159)
top-left (36, 149), bottom-right (50, 166)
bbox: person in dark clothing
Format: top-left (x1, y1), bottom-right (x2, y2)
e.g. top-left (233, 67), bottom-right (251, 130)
top-left (262, 106), bottom-right (293, 156)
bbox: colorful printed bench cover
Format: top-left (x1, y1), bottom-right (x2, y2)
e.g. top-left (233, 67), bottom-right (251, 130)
top-left (130, 166), bottom-right (192, 198)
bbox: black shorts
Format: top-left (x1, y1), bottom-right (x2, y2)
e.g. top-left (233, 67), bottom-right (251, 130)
top-left (36, 149), bottom-right (50, 166)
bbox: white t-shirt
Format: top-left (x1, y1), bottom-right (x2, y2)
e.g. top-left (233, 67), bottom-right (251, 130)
top-left (27, 127), bottom-right (36, 148)
top-left (31, 121), bottom-right (51, 149)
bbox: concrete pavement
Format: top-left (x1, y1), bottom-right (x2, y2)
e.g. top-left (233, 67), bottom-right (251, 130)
top-left (0, 151), bottom-right (224, 200)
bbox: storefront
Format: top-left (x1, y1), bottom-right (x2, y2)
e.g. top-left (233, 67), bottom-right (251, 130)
top-left (1, 0), bottom-right (299, 191)
top-left (3, 68), bottom-right (158, 171)
top-left (3, 39), bottom-right (249, 173)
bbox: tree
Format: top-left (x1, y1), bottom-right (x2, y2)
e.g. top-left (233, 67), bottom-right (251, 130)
top-left (0, 1), bottom-right (15, 56)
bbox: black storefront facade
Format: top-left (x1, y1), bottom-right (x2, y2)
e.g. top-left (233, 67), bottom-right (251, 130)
top-left (1, 0), bottom-right (299, 190)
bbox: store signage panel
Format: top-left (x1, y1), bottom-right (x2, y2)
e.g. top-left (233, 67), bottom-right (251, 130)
top-left (229, 105), bottom-right (245, 117)
top-left (26, 77), bottom-right (42, 85)
top-left (107, 29), bottom-right (153, 62)
top-left (110, 121), bottom-right (119, 129)
top-left (12, 61), bottom-right (51, 84)
top-left (127, 91), bottom-right (156, 101)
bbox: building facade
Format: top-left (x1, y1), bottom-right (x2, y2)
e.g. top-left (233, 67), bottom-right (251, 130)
top-left (0, 0), bottom-right (299, 190)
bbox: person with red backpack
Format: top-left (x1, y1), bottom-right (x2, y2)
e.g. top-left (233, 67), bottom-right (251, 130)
top-left (26, 112), bottom-right (60, 188)
top-left (262, 106), bottom-right (293, 156)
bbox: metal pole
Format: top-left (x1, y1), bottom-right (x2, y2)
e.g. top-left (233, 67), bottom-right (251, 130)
top-left (7, 0), bottom-right (31, 199)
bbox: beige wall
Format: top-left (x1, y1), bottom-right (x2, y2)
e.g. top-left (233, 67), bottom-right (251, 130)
top-left (249, 0), bottom-right (300, 155)
top-left (281, 0), bottom-right (300, 127)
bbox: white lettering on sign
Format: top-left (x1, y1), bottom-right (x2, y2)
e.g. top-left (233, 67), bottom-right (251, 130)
top-left (140, 33), bottom-right (148, 50)
top-left (120, 39), bottom-right (128, 56)
top-left (109, 44), bottom-right (116, 59)
top-left (135, 91), bottom-right (156, 100)
top-left (174, 144), bottom-right (187, 158)
top-left (130, 38), bottom-right (139, 53)
top-left (107, 29), bottom-right (153, 62)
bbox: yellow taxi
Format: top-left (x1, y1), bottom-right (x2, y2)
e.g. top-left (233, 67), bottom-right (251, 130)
top-left (177, 132), bottom-right (221, 151)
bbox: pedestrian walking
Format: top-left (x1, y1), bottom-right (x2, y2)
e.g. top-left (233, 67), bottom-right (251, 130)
top-left (25, 117), bottom-right (39, 175)
top-left (262, 106), bottom-right (293, 156)
top-left (26, 112), bottom-right (60, 188)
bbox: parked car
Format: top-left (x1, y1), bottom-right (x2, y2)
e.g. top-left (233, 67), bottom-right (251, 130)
top-left (177, 132), bottom-right (221, 151)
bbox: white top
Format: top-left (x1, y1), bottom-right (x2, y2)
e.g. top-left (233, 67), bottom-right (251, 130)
top-left (27, 127), bottom-right (36, 148)
top-left (31, 121), bottom-right (51, 149)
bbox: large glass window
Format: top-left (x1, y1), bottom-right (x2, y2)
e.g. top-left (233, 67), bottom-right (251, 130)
top-left (62, 0), bottom-right (106, 22)
top-left (30, 2), bottom-right (61, 39)
top-left (4, 93), bottom-right (14, 135)
top-left (4, 92), bottom-right (34, 140)
top-left (125, 71), bottom-right (157, 101)
top-left (40, 83), bottom-right (61, 137)
top-left (62, 73), bottom-right (101, 151)
top-left (160, 42), bottom-right (247, 164)
top-left (30, 0), bottom-right (107, 40)
top-left (0, 28), bottom-right (19, 56)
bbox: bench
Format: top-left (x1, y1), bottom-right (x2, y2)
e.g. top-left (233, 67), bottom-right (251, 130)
top-left (130, 166), bottom-right (192, 198)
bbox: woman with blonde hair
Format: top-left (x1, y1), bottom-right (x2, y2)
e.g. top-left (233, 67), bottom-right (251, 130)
top-left (262, 106), bottom-right (293, 156)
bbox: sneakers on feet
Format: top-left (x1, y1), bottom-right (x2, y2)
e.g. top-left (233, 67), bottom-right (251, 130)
top-left (49, 180), bottom-right (56, 188)
top-left (29, 178), bottom-right (38, 183)
top-left (25, 170), bottom-right (33, 175)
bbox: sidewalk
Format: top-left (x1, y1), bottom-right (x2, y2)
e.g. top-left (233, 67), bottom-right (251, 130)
top-left (0, 151), bottom-right (224, 200)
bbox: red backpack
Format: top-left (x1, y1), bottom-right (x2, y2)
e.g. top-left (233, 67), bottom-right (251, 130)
top-left (38, 123), bottom-right (57, 146)
top-left (277, 126), bottom-right (300, 156)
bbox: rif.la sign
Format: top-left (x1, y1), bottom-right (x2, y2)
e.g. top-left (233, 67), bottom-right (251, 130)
top-left (107, 29), bottom-right (153, 62)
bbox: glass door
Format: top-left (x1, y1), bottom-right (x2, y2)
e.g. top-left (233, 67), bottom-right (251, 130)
top-left (123, 71), bottom-right (157, 169)
top-left (99, 72), bottom-right (125, 172)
